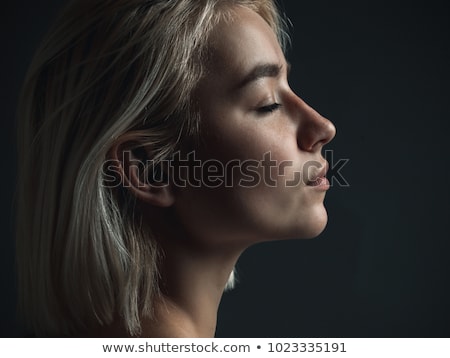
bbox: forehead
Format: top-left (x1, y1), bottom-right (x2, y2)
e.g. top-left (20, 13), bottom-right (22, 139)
top-left (205, 6), bottom-right (286, 84)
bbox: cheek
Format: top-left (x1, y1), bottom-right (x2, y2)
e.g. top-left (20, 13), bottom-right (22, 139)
top-left (174, 111), bottom-right (328, 243)
top-left (172, 153), bottom-right (328, 245)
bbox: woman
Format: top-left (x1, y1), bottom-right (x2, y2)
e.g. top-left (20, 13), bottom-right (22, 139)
top-left (16, 0), bottom-right (335, 337)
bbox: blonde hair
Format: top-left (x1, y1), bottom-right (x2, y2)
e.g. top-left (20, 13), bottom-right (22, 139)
top-left (16, 0), bottom-right (288, 337)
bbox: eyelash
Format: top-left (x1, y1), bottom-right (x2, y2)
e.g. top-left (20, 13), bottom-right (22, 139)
top-left (256, 103), bottom-right (282, 115)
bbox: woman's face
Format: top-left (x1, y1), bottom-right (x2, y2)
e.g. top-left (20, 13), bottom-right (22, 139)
top-left (171, 6), bottom-right (336, 248)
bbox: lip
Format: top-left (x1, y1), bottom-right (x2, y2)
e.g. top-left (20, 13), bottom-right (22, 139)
top-left (306, 162), bottom-right (330, 190)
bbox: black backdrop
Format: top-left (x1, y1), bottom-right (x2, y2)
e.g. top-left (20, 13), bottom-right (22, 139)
top-left (2, 0), bottom-right (449, 337)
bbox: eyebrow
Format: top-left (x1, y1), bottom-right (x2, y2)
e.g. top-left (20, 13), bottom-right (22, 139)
top-left (237, 62), bottom-right (291, 89)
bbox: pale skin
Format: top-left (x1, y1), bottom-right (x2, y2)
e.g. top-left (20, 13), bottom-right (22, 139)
top-left (103, 6), bottom-right (336, 337)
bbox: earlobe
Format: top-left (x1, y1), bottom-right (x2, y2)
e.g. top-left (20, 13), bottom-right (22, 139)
top-left (108, 136), bottom-right (175, 208)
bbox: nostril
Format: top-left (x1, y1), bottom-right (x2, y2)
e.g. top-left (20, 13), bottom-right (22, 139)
top-left (296, 111), bottom-right (336, 152)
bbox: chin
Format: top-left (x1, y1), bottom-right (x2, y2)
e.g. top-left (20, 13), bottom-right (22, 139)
top-left (294, 206), bottom-right (329, 239)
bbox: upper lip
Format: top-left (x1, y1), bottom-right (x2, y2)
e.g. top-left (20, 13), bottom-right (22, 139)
top-left (306, 161), bottom-right (329, 185)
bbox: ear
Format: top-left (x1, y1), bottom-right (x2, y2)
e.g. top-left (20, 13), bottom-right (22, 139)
top-left (108, 133), bottom-right (175, 208)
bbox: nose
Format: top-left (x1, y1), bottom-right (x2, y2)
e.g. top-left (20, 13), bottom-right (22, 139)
top-left (292, 96), bottom-right (336, 152)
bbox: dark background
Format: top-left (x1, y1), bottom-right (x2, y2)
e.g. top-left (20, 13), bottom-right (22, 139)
top-left (2, 0), bottom-right (449, 337)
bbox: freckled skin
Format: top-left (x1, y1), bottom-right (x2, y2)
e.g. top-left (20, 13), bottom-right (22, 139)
top-left (173, 6), bottom-right (336, 249)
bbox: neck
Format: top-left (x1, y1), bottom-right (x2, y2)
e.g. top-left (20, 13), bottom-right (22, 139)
top-left (141, 239), bottom-right (241, 337)
top-left (90, 206), bottom-right (249, 338)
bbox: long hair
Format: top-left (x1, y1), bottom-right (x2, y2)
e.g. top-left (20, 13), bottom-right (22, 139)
top-left (16, 0), bottom-right (288, 337)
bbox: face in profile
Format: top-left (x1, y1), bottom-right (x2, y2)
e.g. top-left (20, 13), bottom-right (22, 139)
top-left (170, 6), bottom-right (336, 249)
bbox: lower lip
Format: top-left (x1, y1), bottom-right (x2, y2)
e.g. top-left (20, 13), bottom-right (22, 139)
top-left (307, 177), bottom-right (330, 190)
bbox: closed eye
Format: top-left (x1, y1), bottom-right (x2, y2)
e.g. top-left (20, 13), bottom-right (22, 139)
top-left (256, 103), bottom-right (282, 114)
